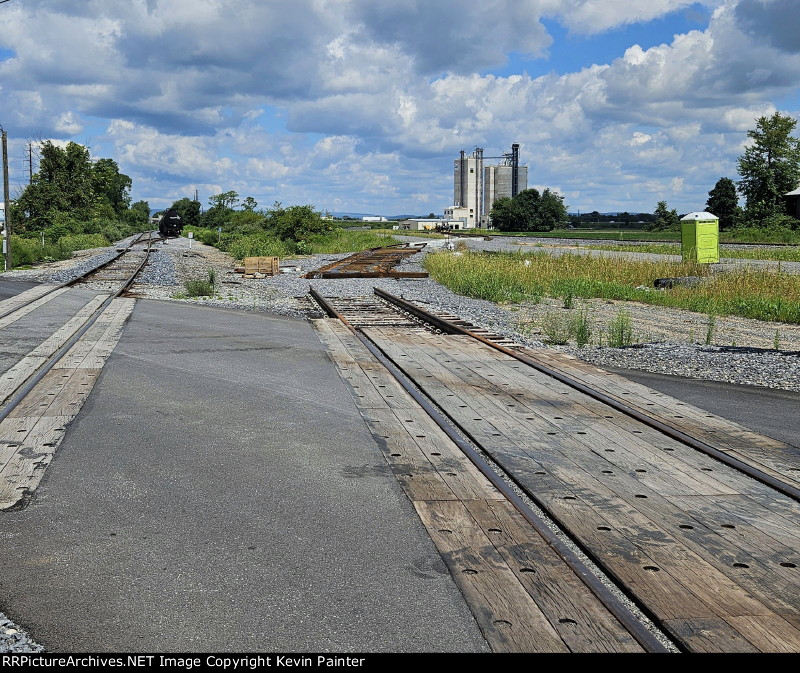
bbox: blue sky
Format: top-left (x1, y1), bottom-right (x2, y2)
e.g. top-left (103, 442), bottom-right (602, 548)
top-left (1, 0), bottom-right (799, 216)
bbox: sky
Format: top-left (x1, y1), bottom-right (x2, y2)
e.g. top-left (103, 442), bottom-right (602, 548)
top-left (1, 0), bottom-right (799, 216)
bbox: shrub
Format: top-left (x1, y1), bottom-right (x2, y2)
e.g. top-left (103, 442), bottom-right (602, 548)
top-left (540, 312), bottom-right (572, 345)
top-left (607, 309), bottom-right (634, 348)
top-left (572, 309), bottom-right (592, 347)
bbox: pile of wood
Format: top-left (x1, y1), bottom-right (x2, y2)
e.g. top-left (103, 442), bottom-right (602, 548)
top-left (236, 257), bottom-right (280, 278)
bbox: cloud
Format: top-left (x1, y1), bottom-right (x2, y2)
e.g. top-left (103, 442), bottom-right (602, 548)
top-left (735, 0), bottom-right (800, 53)
top-left (549, 0), bottom-right (712, 34)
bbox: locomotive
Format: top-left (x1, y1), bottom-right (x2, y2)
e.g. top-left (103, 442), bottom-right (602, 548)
top-left (158, 208), bottom-right (184, 238)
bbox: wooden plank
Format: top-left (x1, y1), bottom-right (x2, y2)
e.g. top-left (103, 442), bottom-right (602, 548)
top-left (360, 408), bottom-right (463, 502)
top-left (463, 499), bottom-right (644, 652)
top-left (0, 295), bottom-right (108, 406)
top-left (7, 369), bottom-right (101, 418)
top-left (362, 408), bottom-right (502, 503)
top-left (0, 299), bottom-right (135, 511)
top-left (520, 347), bottom-right (800, 487)
top-left (314, 318), bottom-right (648, 653)
top-left (365, 326), bottom-right (800, 651)
top-left (0, 416), bottom-right (72, 510)
top-left (727, 615), bottom-right (800, 653)
top-left (662, 618), bottom-right (759, 653)
top-left (415, 499), bottom-right (569, 653)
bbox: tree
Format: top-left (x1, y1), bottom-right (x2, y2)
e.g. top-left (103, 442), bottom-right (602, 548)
top-left (11, 141), bottom-right (141, 233)
top-left (12, 141), bottom-right (94, 231)
top-left (264, 202), bottom-right (331, 241)
top-left (170, 197), bottom-right (201, 228)
top-left (242, 196), bottom-right (258, 212)
top-left (91, 158), bottom-right (131, 217)
top-left (649, 201), bottom-right (680, 231)
top-left (489, 196), bottom-right (523, 231)
top-left (490, 188), bottom-right (567, 231)
top-left (537, 189), bottom-right (568, 230)
top-left (706, 177), bottom-right (741, 230)
top-left (737, 112), bottom-right (800, 223)
top-left (208, 191), bottom-right (239, 210)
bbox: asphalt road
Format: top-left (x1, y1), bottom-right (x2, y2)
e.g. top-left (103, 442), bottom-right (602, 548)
top-left (0, 296), bottom-right (487, 652)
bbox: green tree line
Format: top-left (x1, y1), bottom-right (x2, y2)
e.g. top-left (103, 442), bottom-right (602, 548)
top-left (8, 141), bottom-right (152, 266)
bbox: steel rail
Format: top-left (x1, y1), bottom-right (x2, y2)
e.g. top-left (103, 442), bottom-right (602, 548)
top-left (374, 287), bottom-right (800, 503)
top-left (0, 231), bottom-right (153, 320)
top-left (0, 235), bottom-right (152, 425)
top-left (309, 287), bottom-right (670, 653)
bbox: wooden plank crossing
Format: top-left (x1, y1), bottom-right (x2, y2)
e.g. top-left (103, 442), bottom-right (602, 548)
top-left (517, 348), bottom-right (800, 489)
top-left (0, 284), bottom-right (61, 313)
top-left (0, 294), bottom-right (109, 407)
top-left (364, 325), bottom-right (800, 652)
top-left (313, 317), bottom-right (645, 653)
top-left (0, 298), bottom-right (135, 510)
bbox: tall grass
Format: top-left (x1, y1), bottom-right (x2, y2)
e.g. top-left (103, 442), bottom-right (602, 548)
top-left (219, 229), bottom-right (397, 260)
top-left (583, 242), bottom-right (800, 262)
top-left (423, 250), bottom-right (800, 324)
top-left (9, 233), bottom-right (110, 267)
top-left (497, 227), bottom-right (800, 245)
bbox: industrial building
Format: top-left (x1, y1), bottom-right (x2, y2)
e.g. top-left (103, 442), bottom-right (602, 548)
top-left (447, 144), bottom-right (527, 228)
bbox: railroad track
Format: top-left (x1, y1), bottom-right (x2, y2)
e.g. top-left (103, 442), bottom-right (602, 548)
top-left (310, 287), bottom-right (800, 653)
top-left (0, 231), bottom-right (157, 321)
top-left (0, 232), bottom-right (157, 509)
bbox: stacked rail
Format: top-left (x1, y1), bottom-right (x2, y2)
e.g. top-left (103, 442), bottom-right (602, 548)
top-left (305, 243), bottom-right (428, 279)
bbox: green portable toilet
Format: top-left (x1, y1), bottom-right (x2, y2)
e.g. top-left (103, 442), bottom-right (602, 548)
top-left (681, 211), bottom-right (719, 263)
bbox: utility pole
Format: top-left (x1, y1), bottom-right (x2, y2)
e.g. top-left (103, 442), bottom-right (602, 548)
top-left (28, 142), bottom-right (33, 183)
top-left (2, 126), bottom-right (10, 272)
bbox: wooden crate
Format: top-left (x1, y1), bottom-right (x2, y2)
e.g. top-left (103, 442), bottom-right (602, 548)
top-left (243, 257), bottom-right (280, 276)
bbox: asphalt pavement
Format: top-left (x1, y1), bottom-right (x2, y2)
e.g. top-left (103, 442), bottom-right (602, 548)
top-left (0, 296), bottom-right (488, 652)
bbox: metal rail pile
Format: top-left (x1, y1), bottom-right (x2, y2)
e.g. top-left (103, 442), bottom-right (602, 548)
top-left (305, 243), bottom-right (428, 279)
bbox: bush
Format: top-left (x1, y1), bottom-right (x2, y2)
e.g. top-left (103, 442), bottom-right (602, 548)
top-left (607, 309), bottom-right (634, 347)
top-left (226, 233), bottom-right (295, 260)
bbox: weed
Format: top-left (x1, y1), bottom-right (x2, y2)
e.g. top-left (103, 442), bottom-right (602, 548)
top-left (563, 290), bottom-right (574, 309)
top-left (607, 309), bottom-right (634, 348)
top-left (705, 314), bottom-right (716, 345)
top-left (207, 268), bottom-right (217, 287)
top-left (774, 330), bottom-right (781, 351)
top-left (540, 311), bottom-right (573, 345)
top-left (424, 250), bottom-right (800, 324)
top-left (571, 309), bottom-right (592, 347)
top-left (184, 278), bottom-right (215, 297)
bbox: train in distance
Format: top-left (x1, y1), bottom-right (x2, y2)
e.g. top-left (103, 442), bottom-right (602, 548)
top-left (158, 208), bottom-right (184, 238)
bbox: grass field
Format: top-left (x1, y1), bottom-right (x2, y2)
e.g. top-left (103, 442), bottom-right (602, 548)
top-left (580, 242), bottom-right (800, 262)
top-left (423, 250), bottom-right (800, 324)
top-left (498, 227), bottom-right (800, 245)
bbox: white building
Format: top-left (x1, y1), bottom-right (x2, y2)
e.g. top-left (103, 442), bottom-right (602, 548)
top-left (362, 216), bottom-right (388, 222)
top-left (451, 149), bottom-right (483, 228)
top-left (446, 145), bottom-right (528, 228)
